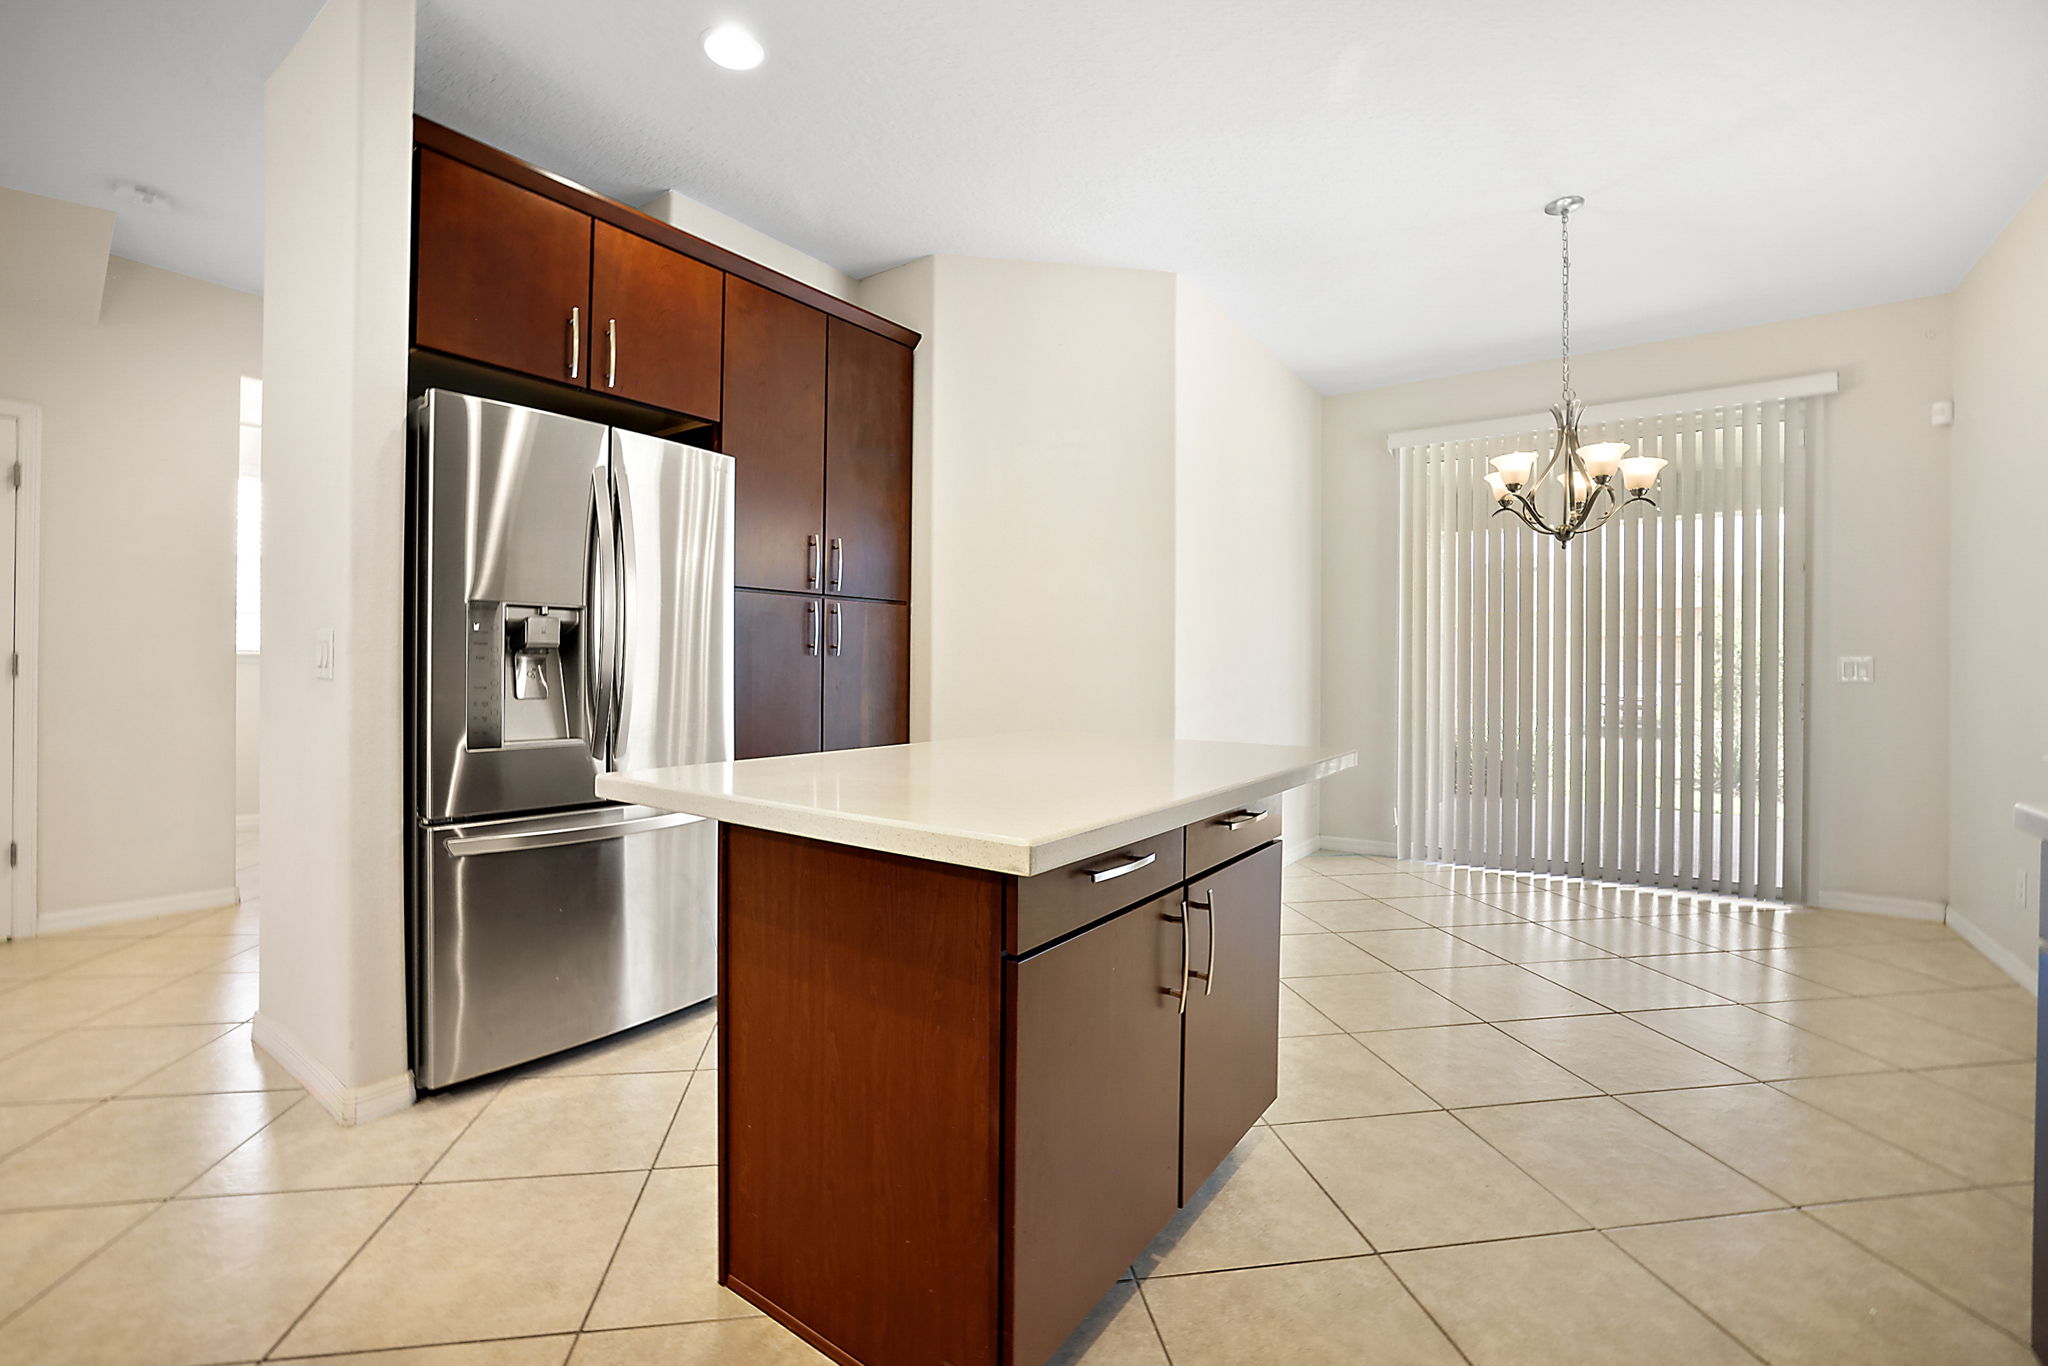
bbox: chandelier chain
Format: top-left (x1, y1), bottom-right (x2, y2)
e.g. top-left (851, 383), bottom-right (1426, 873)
top-left (1559, 203), bottom-right (1573, 406)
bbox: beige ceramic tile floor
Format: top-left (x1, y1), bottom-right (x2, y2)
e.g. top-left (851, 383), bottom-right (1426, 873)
top-left (0, 848), bottom-right (2035, 1365)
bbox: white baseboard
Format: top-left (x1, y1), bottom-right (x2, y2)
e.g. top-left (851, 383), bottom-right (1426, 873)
top-left (235, 814), bottom-right (261, 836)
top-left (1807, 889), bottom-right (1947, 923)
top-left (1943, 908), bottom-right (2037, 993)
top-left (252, 1013), bottom-right (415, 1126)
top-left (36, 884), bottom-right (242, 935)
top-left (1314, 835), bottom-right (1399, 858)
top-left (1281, 833), bottom-right (1316, 867)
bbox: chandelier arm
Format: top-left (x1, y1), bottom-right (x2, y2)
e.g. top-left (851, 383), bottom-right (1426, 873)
top-left (1505, 492), bottom-right (1555, 536)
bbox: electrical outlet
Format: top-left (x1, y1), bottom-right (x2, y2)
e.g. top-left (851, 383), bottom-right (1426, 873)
top-left (1837, 656), bottom-right (1874, 684)
top-left (313, 628), bottom-right (336, 681)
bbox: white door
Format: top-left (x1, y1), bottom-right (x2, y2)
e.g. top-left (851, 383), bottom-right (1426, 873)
top-left (0, 414), bottom-right (15, 937)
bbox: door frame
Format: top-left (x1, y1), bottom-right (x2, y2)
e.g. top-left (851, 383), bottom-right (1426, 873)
top-left (0, 399), bottom-right (40, 941)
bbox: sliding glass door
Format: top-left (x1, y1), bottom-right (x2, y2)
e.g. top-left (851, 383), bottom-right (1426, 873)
top-left (1397, 396), bottom-right (1813, 901)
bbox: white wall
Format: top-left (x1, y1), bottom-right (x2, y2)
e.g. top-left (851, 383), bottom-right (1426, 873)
top-left (861, 255), bottom-right (1181, 742)
top-left (234, 654), bottom-right (259, 823)
top-left (256, 0), bottom-right (415, 1121)
top-left (1947, 177), bottom-right (2048, 981)
top-left (1173, 280), bottom-right (1323, 847)
top-left (859, 257), bottom-right (1326, 852)
top-left (0, 254), bottom-right (253, 925)
top-left (1321, 296), bottom-right (1954, 908)
top-left (641, 189), bottom-right (859, 304)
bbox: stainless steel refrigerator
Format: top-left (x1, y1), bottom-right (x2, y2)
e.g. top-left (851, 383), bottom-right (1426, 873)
top-left (408, 389), bottom-right (733, 1090)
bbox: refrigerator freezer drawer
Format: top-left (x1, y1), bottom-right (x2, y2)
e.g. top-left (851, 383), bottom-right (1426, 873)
top-left (413, 804), bottom-right (717, 1090)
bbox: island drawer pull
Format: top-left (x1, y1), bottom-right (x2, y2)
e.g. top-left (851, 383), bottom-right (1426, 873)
top-left (1220, 808), bottom-right (1269, 830)
top-left (1086, 851), bottom-right (1157, 883)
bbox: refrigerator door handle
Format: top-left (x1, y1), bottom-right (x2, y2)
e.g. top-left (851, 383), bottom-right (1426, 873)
top-left (588, 465), bottom-right (619, 763)
top-left (608, 457), bottom-right (631, 760)
top-left (444, 809), bottom-right (705, 858)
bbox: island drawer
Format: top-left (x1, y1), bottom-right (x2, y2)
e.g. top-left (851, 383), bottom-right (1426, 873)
top-left (1011, 829), bottom-right (1184, 955)
top-left (1185, 794), bottom-right (1281, 879)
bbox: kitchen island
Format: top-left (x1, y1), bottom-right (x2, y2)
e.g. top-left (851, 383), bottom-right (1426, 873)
top-left (599, 733), bottom-right (1354, 1366)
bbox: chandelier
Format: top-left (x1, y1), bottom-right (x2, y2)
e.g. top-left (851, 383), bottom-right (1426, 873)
top-left (1484, 195), bottom-right (1666, 544)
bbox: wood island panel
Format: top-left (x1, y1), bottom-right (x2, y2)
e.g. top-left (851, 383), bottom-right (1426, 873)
top-left (720, 825), bottom-right (1008, 1366)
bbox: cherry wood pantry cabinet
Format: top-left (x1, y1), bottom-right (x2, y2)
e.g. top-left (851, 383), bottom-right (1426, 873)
top-left (408, 118), bottom-right (915, 757)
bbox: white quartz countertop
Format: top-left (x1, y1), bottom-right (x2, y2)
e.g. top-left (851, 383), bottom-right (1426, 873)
top-left (2016, 802), bottom-right (2048, 843)
top-left (597, 733), bottom-right (1357, 876)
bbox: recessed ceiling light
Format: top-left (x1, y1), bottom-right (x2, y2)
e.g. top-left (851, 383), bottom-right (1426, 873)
top-left (702, 24), bottom-right (765, 71)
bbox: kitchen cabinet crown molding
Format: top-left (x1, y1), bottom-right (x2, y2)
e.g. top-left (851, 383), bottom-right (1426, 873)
top-left (413, 116), bottom-right (921, 351)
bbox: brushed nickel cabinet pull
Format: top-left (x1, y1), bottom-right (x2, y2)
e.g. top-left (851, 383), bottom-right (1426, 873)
top-left (806, 533), bottom-right (822, 586)
top-left (1203, 891), bottom-right (1218, 995)
top-left (605, 318), bottom-right (618, 388)
top-left (1221, 808), bottom-right (1269, 830)
top-left (1163, 908), bottom-right (1190, 1015)
top-left (804, 600), bottom-right (820, 656)
top-left (828, 601), bottom-right (843, 656)
top-left (567, 307), bottom-right (581, 379)
top-left (1086, 851), bottom-right (1156, 883)
top-left (828, 537), bottom-right (844, 592)
top-left (1186, 888), bottom-right (1215, 995)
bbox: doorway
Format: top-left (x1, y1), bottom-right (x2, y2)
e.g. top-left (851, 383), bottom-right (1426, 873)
top-left (0, 400), bottom-right (40, 941)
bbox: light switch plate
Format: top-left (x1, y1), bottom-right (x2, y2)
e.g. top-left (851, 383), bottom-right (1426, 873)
top-left (314, 628), bottom-right (336, 680)
top-left (1837, 656), bottom-right (1874, 684)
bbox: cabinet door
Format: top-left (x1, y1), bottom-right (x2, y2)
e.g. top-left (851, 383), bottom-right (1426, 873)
top-left (733, 590), bottom-right (822, 760)
top-left (590, 221), bottom-right (723, 419)
top-left (1180, 841), bottom-right (1282, 1203)
top-left (822, 599), bottom-right (908, 752)
top-left (1009, 892), bottom-right (1183, 1366)
top-left (414, 149), bottom-right (592, 384)
top-left (724, 278), bottom-right (827, 593)
top-left (823, 318), bottom-right (912, 603)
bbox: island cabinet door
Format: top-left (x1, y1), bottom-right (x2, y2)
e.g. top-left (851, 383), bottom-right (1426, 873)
top-left (1179, 841), bottom-right (1282, 1204)
top-left (1007, 891), bottom-right (1183, 1366)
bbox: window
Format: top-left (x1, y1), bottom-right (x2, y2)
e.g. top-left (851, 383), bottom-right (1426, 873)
top-left (236, 376), bottom-right (261, 654)
top-left (1395, 385), bottom-right (1820, 901)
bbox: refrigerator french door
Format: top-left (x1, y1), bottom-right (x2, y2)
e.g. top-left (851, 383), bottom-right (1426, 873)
top-left (409, 390), bottom-right (733, 1089)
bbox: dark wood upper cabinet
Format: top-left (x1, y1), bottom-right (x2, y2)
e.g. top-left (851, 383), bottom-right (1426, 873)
top-left (1007, 892), bottom-right (1182, 1366)
top-left (589, 222), bottom-right (724, 419)
top-left (824, 318), bottom-right (913, 603)
top-left (823, 598), bottom-right (909, 752)
top-left (734, 590), bottom-right (823, 760)
top-left (414, 149), bottom-right (592, 385)
top-left (724, 279), bottom-right (828, 593)
top-left (1179, 842), bottom-right (1282, 1203)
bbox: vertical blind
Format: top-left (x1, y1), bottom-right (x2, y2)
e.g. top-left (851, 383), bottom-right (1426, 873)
top-left (1396, 392), bottom-right (1815, 901)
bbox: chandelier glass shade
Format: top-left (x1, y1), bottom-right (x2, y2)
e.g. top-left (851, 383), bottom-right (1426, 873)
top-left (1488, 196), bottom-right (1665, 545)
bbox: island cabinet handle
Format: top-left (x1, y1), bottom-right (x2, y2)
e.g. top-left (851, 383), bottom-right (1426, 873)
top-left (1085, 851), bottom-right (1157, 883)
top-left (1186, 888), bottom-right (1215, 995)
top-left (1162, 907), bottom-right (1190, 1015)
top-left (1220, 808), bottom-right (1269, 830)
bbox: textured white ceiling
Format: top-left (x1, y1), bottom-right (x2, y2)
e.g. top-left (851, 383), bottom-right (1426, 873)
top-left (417, 0), bottom-right (2048, 392)
top-left (0, 0), bottom-right (324, 296)
top-left (6, 2), bottom-right (2045, 391)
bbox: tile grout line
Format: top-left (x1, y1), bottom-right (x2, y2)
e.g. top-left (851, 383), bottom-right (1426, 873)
top-left (256, 1069), bottom-right (509, 1362)
top-left (572, 1069), bottom-right (698, 1335)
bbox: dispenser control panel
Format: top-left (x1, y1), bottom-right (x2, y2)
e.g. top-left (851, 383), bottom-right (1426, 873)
top-left (466, 604), bottom-right (503, 749)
